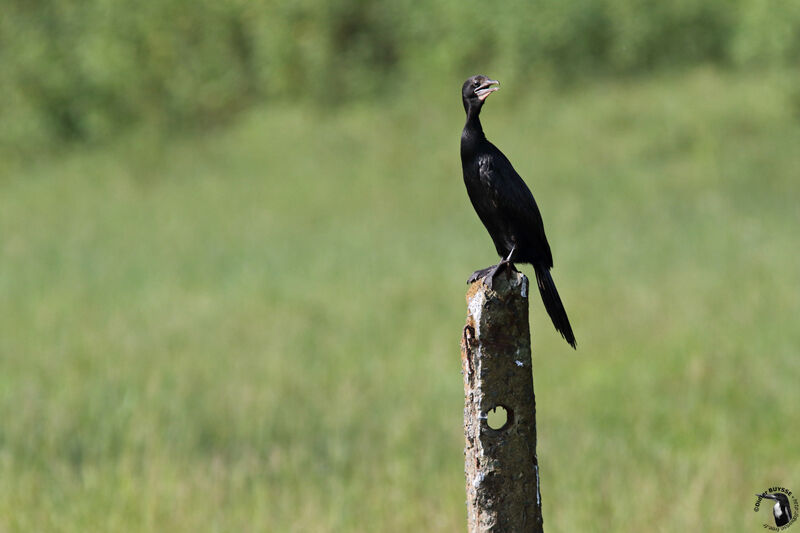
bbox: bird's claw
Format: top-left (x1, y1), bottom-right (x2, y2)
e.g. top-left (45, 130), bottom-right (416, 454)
top-left (466, 261), bottom-right (516, 288)
top-left (467, 266), bottom-right (494, 284)
top-left (484, 261), bottom-right (509, 289)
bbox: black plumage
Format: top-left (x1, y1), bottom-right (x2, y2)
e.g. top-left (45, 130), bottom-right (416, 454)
top-left (460, 75), bottom-right (576, 349)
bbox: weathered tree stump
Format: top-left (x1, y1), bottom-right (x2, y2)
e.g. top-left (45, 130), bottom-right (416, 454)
top-left (461, 267), bottom-right (543, 533)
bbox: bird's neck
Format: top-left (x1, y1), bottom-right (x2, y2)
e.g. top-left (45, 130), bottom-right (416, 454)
top-left (462, 109), bottom-right (485, 145)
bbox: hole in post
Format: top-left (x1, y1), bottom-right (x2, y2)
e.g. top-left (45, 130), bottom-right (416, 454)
top-left (486, 405), bottom-right (512, 431)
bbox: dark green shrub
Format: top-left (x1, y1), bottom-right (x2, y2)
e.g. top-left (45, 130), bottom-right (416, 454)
top-left (0, 0), bottom-right (797, 153)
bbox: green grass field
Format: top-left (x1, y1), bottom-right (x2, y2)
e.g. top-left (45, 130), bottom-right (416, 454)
top-left (1, 68), bottom-right (798, 532)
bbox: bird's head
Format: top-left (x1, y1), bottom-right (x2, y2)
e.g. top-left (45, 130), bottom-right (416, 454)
top-left (759, 493), bottom-right (791, 506)
top-left (462, 75), bottom-right (500, 113)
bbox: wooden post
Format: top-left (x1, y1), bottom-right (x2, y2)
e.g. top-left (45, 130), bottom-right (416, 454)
top-left (461, 267), bottom-right (544, 533)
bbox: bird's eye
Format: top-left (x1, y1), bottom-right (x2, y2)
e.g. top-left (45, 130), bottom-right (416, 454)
top-left (473, 80), bottom-right (480, 87)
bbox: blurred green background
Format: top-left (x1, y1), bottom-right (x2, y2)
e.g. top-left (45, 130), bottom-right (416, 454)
top-left (1, 1), bottom-right (799, 531)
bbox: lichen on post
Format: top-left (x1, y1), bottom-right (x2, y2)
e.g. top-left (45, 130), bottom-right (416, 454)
top-left (461, 267), bottom-right (544, 533)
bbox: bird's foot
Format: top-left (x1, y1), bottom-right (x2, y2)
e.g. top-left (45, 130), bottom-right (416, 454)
top-left (466, 261), bottom-right (517, 289)
top-left (467, 265), bottom-right (496, 284)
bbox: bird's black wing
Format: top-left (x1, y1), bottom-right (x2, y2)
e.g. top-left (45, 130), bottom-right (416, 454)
top-left (481, 146), bottom-right (575, 346)
top-left (479, 147), bottom-right (553, 267)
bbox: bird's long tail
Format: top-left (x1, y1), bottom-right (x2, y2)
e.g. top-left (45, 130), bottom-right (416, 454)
top-left (533, 264), bottom-right (576, 349)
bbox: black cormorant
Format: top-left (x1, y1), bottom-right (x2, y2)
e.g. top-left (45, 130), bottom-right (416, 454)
top-left (460, 75), bottom-right (576, 348)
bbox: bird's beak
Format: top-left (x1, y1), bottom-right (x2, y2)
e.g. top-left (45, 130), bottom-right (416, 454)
top-left (757, 493), bottom-right (778, 501)
top-left (475, 79), bottom-right (500, 101)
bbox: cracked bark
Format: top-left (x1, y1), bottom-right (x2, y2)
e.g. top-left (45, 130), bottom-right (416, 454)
top-left (461, 268), bottom-right (544, 533)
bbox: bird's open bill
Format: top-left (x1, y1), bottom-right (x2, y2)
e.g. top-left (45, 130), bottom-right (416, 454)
top-left (476, 79), bottom-right (500, 100)
top-left (758, 493), bottom-right (779, 500)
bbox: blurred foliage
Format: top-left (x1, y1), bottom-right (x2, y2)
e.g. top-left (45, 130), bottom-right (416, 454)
top-left (1, 0), bottom-right (800, 151)
top-left (1, 68), bottom-right (799, 531)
